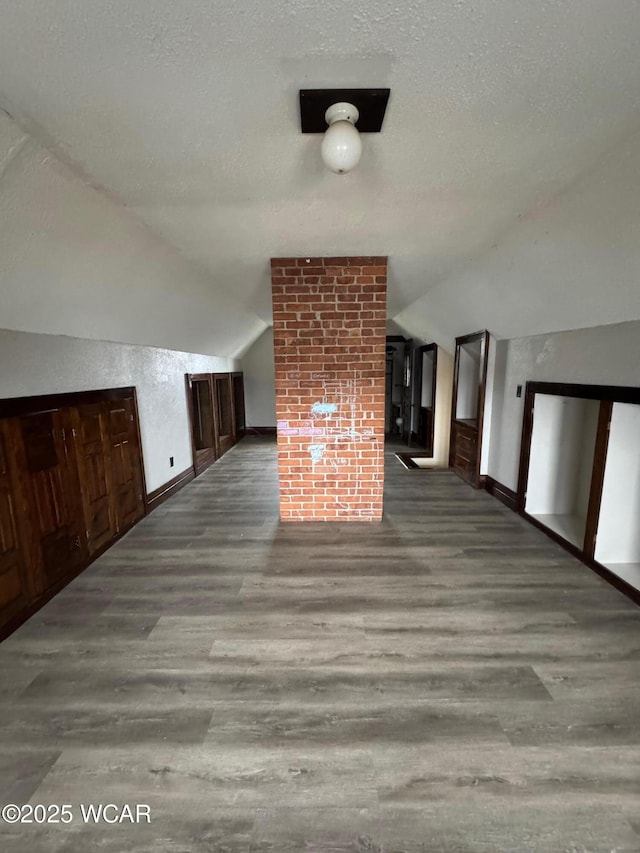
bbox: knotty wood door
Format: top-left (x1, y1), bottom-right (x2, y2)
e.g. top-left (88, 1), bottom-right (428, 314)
top-left (0, 423), bottom-right (32, 625)
top-left (14, 409), bottom-right (88, 594)
top-left (0, 387), bottom-right (147, 641)
top-left (232, 372), bottom-right (245, 440)
top-left (186, 374), bottom-right (218, 475)
top-left (214, 373), bottom-right (235, 456)
top-left (74, 403), bottom-right (117, 555)
top-left (106, 397), bottom-right (145, 533)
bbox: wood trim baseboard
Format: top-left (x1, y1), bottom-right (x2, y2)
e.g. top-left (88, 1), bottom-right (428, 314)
top-left (484, 476), bottom-right (517, 511)
top-left (244, 426), bottom-right (277, 436)
top-left (587, 558), bottom-right (640, 606)
top-left (146, 466), bottom-right (195, 513)
top-left (525, 380), bottom-right (640, 405)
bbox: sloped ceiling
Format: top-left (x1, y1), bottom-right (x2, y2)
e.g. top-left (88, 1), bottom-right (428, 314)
top-left (1, 0), bottom-right (639, 353)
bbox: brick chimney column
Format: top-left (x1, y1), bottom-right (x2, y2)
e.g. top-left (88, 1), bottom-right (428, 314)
top-left (270, 256), bottom-right (387, 521)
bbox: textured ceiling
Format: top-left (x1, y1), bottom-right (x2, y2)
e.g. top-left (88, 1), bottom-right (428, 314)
top-left (1, 0), bottom-right (640, 348)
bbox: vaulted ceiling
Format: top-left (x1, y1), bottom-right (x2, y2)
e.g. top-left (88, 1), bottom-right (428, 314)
top-left (1, 0), bottom-right (639, 354)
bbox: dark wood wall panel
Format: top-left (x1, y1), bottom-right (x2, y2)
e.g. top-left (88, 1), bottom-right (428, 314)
top-left (186, 372), bottom-right (245, 475)
top-left (0, 387), bottom-right (146, 641)
top-left (0, 424), bottom-right (31, 623)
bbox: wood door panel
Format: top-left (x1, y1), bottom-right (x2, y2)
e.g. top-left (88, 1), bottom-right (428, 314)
top-left (31, 468), bottom-right (66, 535)
top-left (0, 561), bottom-right (22, 611)
top-left (40, 526), bottom-right (81, 586)
top-left (187, 375), bottom-right (218, 475)
top-left (22, 415), bottom-right (58, 472)
top-left (0, 441), bottom-right (30, 618)
top-left (232, 373), bottom-right (245, 438)
top-left (451, 420), bottom-right (479, 486)
top-left (75, 404), bottom-right (116, 555)
top-left (214, 374), bottom-right (235, 456)
top-left (107, 399), bottom-right (144, 532)
top-left (17, 410), bottom-right (87, 593)
top-left (0, 387), bottom-right (147, 641)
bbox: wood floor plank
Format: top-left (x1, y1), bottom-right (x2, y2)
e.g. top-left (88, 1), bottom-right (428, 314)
top-left (0, 436), bottom-right (639, 852)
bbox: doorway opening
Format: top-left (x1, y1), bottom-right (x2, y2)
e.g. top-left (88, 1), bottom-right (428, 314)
top-left (385, 336), bottom-right (437, 456)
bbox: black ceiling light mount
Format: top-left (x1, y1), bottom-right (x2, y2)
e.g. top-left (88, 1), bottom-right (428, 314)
top-left (299, 88), bottom-right (390, 174)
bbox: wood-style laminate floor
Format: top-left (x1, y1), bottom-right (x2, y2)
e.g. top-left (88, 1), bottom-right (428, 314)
top-left (1, 436), bottom-right (639, 853)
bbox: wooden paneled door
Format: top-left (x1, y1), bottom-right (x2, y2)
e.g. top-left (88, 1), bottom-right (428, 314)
top-left (186, 374), bottom-right (218, 475)
top-left (0, 423), bottom-right (32, 626)
top-left (73, 403), bottom-right (117, 555)
top-left (13, 408), bottom-right (88, 594)
top-left (232, 372), bottom-right (245, 440)
top-left (0, 387), bottom-right (147, 641)
top-left (106, 397), bottom-right (145, 533)
top-left (214, 373), bottom-right (235, 456)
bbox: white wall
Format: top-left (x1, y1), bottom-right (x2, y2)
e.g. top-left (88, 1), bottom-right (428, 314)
top-left (392, 121), bottom-right (640, 347)
top-left (0, 328), bottom-right (236, 493)
top-left (240, 327), bottom-right (276, 427)
top-left (595, 403), bottom-right (640, 565)
top-left (488, 319), bottom-right (640, 491)
top-left (0, 112), bottom-right (264, 359)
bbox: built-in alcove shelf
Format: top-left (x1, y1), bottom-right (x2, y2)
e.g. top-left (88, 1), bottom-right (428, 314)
top-left (518, 382), bottom-right (640, 603)
top-left (450, 330), bottom-right (489, 488)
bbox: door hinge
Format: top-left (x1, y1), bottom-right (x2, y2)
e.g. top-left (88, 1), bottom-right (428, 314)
top-left (130, 414), bottom-right (134, 422)
top-left (85, 530), bottom-right (90, 540)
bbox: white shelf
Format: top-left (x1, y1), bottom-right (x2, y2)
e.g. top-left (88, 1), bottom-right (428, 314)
top-left (530, 512), bottom-right (586, 549)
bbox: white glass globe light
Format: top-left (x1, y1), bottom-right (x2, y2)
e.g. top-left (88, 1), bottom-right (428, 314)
top-left (321, 102), bottom-right (362, 174)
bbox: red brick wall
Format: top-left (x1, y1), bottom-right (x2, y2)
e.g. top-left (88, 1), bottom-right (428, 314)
top-left (271, 256), bottom-right (387, 522)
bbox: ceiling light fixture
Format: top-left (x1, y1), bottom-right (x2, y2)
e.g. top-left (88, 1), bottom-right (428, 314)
top-left (321, 102), bottom-right (362, 174)
top-left (299, 88), bottom-right (390, 176)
